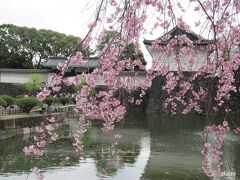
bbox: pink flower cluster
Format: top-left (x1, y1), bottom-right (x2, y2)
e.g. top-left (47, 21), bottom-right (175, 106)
top-left (69, 52), bottom-right (87, 65)
top-left (215, 60), bottom-right (239, 106)
top-left (23, 145), bottom-right (44, 157)
top-left (162, 72), bottom-right (178, 93)
top-left (202, 121), bottom-right (230, 177)
top-left (36, 87), bottom-right (51, 101)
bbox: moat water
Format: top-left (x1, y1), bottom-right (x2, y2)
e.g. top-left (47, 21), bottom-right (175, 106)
top-left (0, 112), bottom-right (240, 180)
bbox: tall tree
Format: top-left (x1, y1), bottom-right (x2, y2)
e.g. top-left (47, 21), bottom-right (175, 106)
top-left (0, 24), bottom-right (34, 68)
top-left (0, 24), bottom-right (91, 69)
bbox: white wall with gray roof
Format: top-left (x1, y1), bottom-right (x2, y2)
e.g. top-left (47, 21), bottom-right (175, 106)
top-left (0, 69), bottom-right (55, 84)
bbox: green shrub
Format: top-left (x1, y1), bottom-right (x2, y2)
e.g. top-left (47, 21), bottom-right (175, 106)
top-left (43, 96), bottom-right (55, 107)
top-left (16, 95), bottom-right (25, 99)
top-left (24, 74), bottom-right (43, 94)
top-left (16, 97), bottom-right (38, 113)
top-left (0, 95), bottom-right (15, 108)
top-left (0, 98), bottom-right (7, 108)
top-left (58, 97), bottom-right (71, 106)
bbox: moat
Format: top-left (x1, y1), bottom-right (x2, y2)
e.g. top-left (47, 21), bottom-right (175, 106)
top-left (0, 112), bottom-right (239, 180)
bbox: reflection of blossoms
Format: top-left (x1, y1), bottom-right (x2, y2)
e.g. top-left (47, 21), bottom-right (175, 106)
top-left (112, 133), bottom-right (121, 148)
top-left (60, 156), bottom-right (70, 167)
top-left (31, 167), bottom-right (44, 180)
top-left (23, 145), bottom-right (44, 157)
top-left (23, 117), bottom-right (59, 178)
top-left (36, 140), bottom-right (47, 148)
top-left (202, 143), bottom-right (213, 178)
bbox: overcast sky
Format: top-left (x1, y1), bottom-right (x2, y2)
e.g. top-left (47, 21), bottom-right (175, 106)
top-left (0, 0), bottom-right (201, 66)
top-left (0, 0), bottom-right (201, 37)
top-left (0, 0), bottom-right (97, 37)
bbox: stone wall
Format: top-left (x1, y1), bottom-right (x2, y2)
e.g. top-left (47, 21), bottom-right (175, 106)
top-left (146, 76), bottom-right (166, 112)
top-left (0, 113), bottom-right (65, 140)
top-left (146, 75), bottom-right (240, 118)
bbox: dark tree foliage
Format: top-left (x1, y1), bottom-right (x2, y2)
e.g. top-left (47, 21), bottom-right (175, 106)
top-left (0, 95), bottom-right (15, 108)
top-left (0, 98), bottom-right (7, 108)
top-left (0, 24), bottom-right (91, 69)
top-left (97, 30), bottom-right (146, 66)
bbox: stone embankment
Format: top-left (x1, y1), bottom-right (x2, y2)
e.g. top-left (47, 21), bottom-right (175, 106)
top-left (0, 105), bottom-right (75, 140)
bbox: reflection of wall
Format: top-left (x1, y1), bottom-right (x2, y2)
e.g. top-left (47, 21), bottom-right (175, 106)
top-left (141, 113), bottom-right (240, 179)
top-left (234, 143), bottom-right (240, 177)
top-left (146, 113), bottom-right (206, 131)
top-left (0, 129), bottom-right (79, 174)
top-left (142, 113), bottom-right (206, 179)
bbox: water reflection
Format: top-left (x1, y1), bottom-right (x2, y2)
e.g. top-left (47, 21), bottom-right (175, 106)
top-left (0, 113), bottom-right (239, 180)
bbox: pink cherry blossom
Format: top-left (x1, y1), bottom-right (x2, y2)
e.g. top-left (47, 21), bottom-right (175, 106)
top-left (25, 0), bottom-right (240, 178)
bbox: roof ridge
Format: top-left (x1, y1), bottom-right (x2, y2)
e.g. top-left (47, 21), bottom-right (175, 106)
top-left (143, 26), bottom-right (213, 45)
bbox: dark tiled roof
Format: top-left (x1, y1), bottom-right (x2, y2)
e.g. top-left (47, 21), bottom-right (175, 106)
top-left (0, 68), bottom-right (53, 73)
top-left (43, 56), bottom-right (100, 69)
top-left (144, 26), bottom-right (214, 46)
